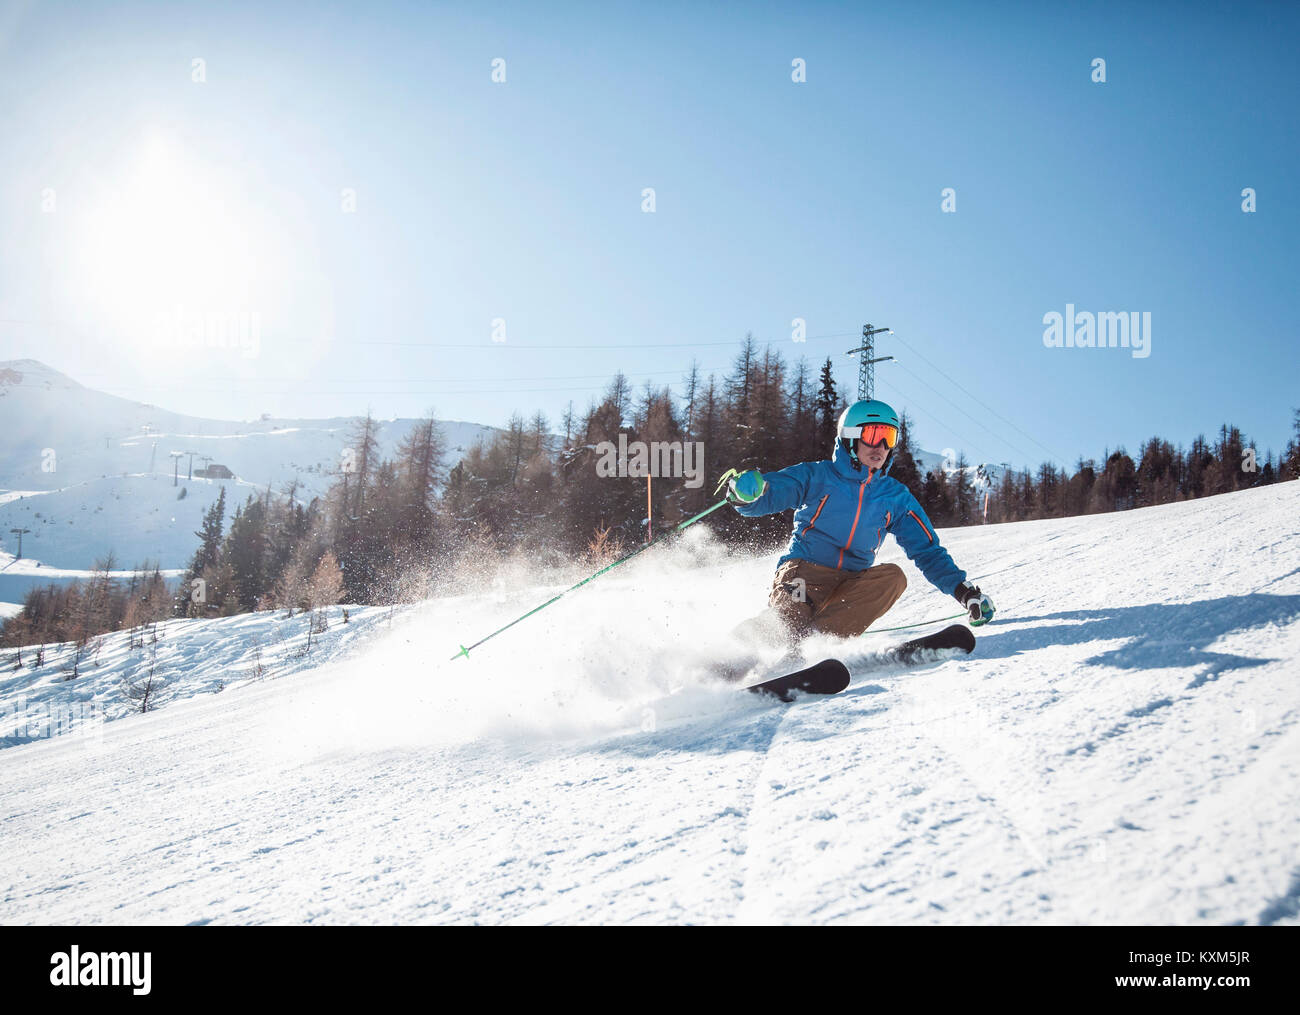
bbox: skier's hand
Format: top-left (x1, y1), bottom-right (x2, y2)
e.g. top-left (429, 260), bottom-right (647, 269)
top-left (955, 581), bottom-right (995, 626)
top-left (725, 469), bottom-right (768, 506)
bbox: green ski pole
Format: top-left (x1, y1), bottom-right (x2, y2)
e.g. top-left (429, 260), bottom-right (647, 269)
top-left (450, 498), bottom-right (731, 661)
top-left (860, 611), bottom-right (967, 635)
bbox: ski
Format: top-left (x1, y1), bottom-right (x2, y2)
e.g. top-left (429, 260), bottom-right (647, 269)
top-left (744, 658), bottom-right (851, 702)
top-left (738, 625), bottom-right (974, 702)
top-left (884, 623), bottom-right (976, 665)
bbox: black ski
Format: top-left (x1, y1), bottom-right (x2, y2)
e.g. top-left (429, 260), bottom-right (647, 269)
top-left (745, 658), bottom-right (851, 702)
top-left (885, 623), bottom-right (976, 664)
top-left (737, 625), bottom-right (974, 703)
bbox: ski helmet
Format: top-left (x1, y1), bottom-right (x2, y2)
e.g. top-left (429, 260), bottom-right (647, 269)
top-left (837, 399), bottom-right (901, 473)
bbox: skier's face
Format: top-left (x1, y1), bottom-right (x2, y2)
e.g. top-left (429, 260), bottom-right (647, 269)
top-left (857, 438), bottom-right (890, 469)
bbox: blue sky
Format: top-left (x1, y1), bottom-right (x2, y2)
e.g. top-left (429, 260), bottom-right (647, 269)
top-left (1, 0), bottom-right (1296, 469)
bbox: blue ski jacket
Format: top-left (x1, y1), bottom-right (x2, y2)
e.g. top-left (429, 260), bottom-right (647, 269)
top-left (733, 441), bottom-right (967, 596)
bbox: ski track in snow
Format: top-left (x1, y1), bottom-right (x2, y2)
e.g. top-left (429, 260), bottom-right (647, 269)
top-left (1, 483), bottom-right (1298, 924)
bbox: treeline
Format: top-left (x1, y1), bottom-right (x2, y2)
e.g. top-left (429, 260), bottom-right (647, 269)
top-left (4, 337), bottom-right (1298, 650)
top-left (1, 555), bottom-right (170, 673)
top-left (174, 414), bottom-right (446, 614)
top-left (0, 413), bottom-right (447, 655)
top-left (904, 423), bottom-right (1292, 527)
top-left (171, 338), bottom-right (850, 610)
top-left (442, 338), bottom-right (846, 559)
top-left (438, 337), bottom-right (1298, 551)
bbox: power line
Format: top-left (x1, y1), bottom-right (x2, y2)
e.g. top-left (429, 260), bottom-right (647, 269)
top-left (883, 377), bottom-right (1004, 465)
top-left (897, 337), bottom-right (1065, 463)
top-left (75, 365), bottom-right (731, 386)
top-left (85, 366), bottom-right (741, 400)
top-left (355, 333), bottom-right (858, 349)
top-left (4, 315), bottom-right (861, 355)
top-left (8, 318), bottom-right (1050, 466)
top-left (357, 340), bottom-right (737, 348)
top-left (95, 383), bottom-right (629, 399)
top-left (890, 360), bottom-right (1041, 466)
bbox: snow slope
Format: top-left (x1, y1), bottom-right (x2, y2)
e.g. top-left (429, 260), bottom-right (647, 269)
top-left (1, 482), bottom-right (1297, 925)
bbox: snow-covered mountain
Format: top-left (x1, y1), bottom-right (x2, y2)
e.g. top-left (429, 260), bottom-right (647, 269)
top-left (0, 360), bottom-right (498, 577)
top-left (912, 446), bottom-right (1006, 488)
top-left (1, 481), bottom-right (1296, 924)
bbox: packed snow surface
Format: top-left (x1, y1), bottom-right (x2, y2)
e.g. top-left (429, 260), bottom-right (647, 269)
top-left (1, 483), bottom-right (1298, 924)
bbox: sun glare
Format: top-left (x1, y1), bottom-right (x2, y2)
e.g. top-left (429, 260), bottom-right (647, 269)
top-left (74, 135), bottom-right (265, 364)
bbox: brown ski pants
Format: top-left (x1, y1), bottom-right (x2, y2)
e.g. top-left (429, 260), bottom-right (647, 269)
top-left (737, 559), bottom-right (908, 646)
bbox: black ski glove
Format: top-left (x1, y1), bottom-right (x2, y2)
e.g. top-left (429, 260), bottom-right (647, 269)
top-left (954, 581), bottom-right (995, 627)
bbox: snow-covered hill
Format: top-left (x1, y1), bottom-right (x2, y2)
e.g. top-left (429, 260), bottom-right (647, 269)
top-left (0, 360), bottom-right (498, 573)
top-left (1, 480), bottom-right (1296, 924)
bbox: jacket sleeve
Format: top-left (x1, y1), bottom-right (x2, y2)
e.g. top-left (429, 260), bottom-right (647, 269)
top-left (890, 490), bottom-right (967, 596)
top-left (732, 461), bottom-right (816, 517)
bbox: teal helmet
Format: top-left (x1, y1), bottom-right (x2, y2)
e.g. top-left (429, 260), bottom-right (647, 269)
top-left (837, 399), bottom-right (901, 473)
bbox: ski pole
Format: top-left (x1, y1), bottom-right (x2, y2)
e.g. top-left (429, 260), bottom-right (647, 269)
top-left (862, 571), bottom-right (1010, 634)
top-left (860, 612), bottom-right (967, 635)
top-left (450, 498), bottom-right (731, 661)
top-left (863, 601), bottom-right (1011, 635)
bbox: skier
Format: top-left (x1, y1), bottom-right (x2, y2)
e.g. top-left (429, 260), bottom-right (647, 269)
top-left (719, 399), bottom-right (994, 649)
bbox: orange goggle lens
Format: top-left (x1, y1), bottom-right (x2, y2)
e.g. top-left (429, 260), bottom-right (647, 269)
top-left (842, 423), bottom-right (898, 448)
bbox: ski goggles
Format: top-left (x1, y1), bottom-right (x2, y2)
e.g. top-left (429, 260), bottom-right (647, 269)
top-left (840, 422), bottom-right (899, 448)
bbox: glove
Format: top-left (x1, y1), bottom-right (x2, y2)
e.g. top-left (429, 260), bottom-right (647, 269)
top-left (954, 581), bottom-right (995, 626)
top-left (722, 469), bottom-right (767, 505)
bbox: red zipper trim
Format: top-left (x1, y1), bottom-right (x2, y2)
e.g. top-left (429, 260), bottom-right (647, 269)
top-left (908, 509), bottom-right (934, 544)
top-left (874, 510), bottom-right (891, 551)
top-left (837, 481), bottom-right (868, 568)
top-left (801, 494), bottom-right (829, 537)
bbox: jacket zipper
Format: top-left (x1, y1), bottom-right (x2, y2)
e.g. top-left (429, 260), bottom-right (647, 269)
top-left (837, 475), bottom-right (870, 568)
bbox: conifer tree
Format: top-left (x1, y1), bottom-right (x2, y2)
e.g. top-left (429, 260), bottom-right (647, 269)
top-left (177, 487), bottom-right (227, 615)
top-left (1284, 409), bottom-right (1300, 481)
top-left (952, 453), bottom-right (974, 525)
top-left (396, 413), bottom-right (446, 558)
top-left (786, 357), bottom-right (817, 463)
top-left (814, 357), bottom-right (839, 458)
top-left (889, 409), bottom-right (923, 496)
top-left (224, 497), bottom-right (270, 611)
